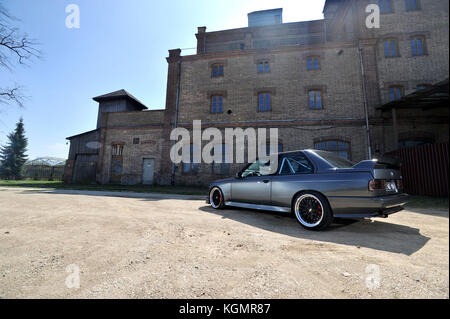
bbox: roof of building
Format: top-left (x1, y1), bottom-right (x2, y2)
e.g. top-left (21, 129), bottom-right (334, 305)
top-left (92, 89), bottom-right (148, 110)
top-left (66, 129), bottom-right (99, 140)
top-left (25, 157), bottom-right (67, 166)
top-left (378, 78), bottom-right (449, 111)
top-left (247, 8), bottom-right (282, 15)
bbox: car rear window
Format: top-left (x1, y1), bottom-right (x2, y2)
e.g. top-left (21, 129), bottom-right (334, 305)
top-left (313, 150), bottom-right (355, 168)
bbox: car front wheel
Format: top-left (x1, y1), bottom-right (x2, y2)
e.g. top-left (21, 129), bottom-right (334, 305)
top-left (209, 187), bottom-right (225, 209)
top-left (293, 192), bottom-right (333, 230)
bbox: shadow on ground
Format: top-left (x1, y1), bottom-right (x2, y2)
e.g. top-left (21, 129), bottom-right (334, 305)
top-left (15, 188), bottom-right (203, 201)
top-left (199, 205), bottom-right (430, 256)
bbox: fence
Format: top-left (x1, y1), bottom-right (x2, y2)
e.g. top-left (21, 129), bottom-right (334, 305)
top-left (23, 165), bottom-right (65, 181)
top-left (386, 143), bottom-right (449, 197)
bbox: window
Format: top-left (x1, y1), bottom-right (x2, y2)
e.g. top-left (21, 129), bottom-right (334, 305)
top-left (307, 57), bottom-right (320, 70)
top-left (241, 159), bottom-right (272, 178)
top-left (411, 36), bottom-right (425, 56)
top-left (133, 138), bottom-right (140, 145)
top-left (211, 95), bottom-right (223, 113)
top-left (399, 139), bottom-right (432, 149)
top-left (309, 90), bottom-right (323, 109)
top-left (111, 144), bottom-right (123, 156)
top-left (416, 84), bottom-right (432, 91)
top-left (278, 152), bottom-right (314, 175)
top-left (388, 86), bottom-right (404, 101)
top-left (257, 61), bottom-right (270, 73)
top-left (211, 64), bottom-right (224, 77)
top-left (314, 140), bottom-right (351, 160)
top-left (379, 0), bottom-right (393, 13)
top-left (182, 144), bottom-right (199, 174)
top-left (258, 93), bottom-right (271, 111)
top-left (405, 0), bottom-right (420, 11)
top-left (313, 150), bottom-right (355, 168)
top-left (384, 39), bottom-right (399, 57)
top-left (212, 144), bottom-right (230, 175)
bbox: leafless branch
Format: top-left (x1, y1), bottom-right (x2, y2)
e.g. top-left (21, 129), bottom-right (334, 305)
top-left (0, 86), bottom-right (27, 108)
top-left (0, 2), bottom-right (41, 108)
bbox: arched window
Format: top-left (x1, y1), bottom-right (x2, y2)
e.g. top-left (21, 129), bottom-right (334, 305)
top-left (314, 140), bottom-right (351, 160)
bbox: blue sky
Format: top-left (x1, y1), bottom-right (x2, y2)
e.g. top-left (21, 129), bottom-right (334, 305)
top-left (0, 0), bottom-right (325, 159)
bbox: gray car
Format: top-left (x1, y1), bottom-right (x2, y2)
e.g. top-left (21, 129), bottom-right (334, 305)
top-left (207, 150), bottom-right (409, 230)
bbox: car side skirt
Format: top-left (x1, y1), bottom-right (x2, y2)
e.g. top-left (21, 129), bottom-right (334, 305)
top-left (225, 201), bottom-right (291, 213)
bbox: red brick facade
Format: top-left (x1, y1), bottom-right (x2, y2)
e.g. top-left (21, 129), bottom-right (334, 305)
top-left (64, 0), bottom-right (449, 186)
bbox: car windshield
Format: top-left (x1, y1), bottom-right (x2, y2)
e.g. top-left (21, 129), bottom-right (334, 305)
top-left (313, 150), bottom-right (355, 168)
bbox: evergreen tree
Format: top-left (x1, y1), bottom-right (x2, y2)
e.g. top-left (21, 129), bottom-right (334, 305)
top-left (0, 118), bottom-right (28, 179)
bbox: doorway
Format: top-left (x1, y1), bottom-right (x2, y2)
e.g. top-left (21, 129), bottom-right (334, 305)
top-left (142, 158), bottom-right (155, 185)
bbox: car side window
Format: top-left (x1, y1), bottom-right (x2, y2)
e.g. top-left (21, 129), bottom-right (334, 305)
top-left (241, 160), bottom-right (272, 178)
top-left (279, 157), bottom-right (294, 175)
top-left (279, 152), bottom-right (314, 175)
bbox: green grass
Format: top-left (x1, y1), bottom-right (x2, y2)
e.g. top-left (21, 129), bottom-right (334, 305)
top-left (0, 179), bottom-right (208, 196)
top-left (405, 196), bottom-right (449, 210)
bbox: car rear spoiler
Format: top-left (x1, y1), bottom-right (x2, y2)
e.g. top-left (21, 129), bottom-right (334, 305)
top-left (352, 156), bottom-right (402, 170)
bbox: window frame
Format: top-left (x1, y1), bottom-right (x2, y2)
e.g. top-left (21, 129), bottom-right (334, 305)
top-left (313, 140), bottom-right (351, 161)
top-left (257, 92), bottom-right (272, 112)
top-left (411, 35), bottom-right (426, 56)
top-left (308, 90), bottom-right (323, 109)
top-left (212, 144), bottom-right (230, 175)
top-left (210, 95), bottom-right (224, 114)
top-left (257, 61), bottom-right (270, 73)
top-left (405, 0), bottom-right (420, 11)
top-left (388, 85), bottom-right (405, 102)
top-left (211, 63), bottom-right (224, 78)
top-left (306, 56), bottom-right (321, 71)
top-left (379, 0), bottom-right (394, 14)
top-left (182, 144), bottom-right (200, 175)
top-left (384, 38), bottom-right (400, 58)
top-left (111, 144), bottom-right (124, 156)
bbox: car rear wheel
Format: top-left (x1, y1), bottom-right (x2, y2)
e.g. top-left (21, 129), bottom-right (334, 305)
top-left (293, 192), bottom-right (333, 230)
top-left (209, 187), bottom-right (225, 209)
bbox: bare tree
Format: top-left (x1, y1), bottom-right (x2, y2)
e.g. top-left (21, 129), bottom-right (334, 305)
top-left (0, 2), bottom-right (41, 107)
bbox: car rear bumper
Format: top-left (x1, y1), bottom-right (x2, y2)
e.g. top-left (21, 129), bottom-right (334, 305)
top-left (330, 193), bottom-right (409, 218)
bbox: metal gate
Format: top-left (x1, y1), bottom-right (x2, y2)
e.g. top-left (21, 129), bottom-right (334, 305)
top-left (386, 143), bottom-right (449, 196)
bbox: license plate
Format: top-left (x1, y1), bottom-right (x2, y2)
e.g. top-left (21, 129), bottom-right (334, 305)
top-left (386, 181), bottom-right (398, 192)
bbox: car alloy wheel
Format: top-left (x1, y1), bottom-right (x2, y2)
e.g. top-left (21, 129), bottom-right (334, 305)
top-left (209, 187), bottom-right (224, 209)
top-left (294, 194), bottom-right (325, 228)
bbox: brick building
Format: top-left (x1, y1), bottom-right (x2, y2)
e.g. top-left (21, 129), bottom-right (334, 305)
top-left (64, 0), bottom-right (449, 186)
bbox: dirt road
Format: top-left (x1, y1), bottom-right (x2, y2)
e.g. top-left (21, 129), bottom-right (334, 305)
top-left (0, 188), bottom-right (448, 298)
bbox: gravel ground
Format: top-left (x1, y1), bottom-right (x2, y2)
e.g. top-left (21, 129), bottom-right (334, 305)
top-left (0, 188), bottom-right (448, 299)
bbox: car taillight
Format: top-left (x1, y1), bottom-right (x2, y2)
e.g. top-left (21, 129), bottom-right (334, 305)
top-left (369, 179), bottom-right (386, 191)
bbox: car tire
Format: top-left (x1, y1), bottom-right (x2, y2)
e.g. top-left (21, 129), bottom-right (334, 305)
top-left (209, 187), bottom-right (225, 209)
top-left (293, 192), bottom-right (333, 231)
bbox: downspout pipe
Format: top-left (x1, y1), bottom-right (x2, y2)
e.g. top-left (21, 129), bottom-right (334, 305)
top-left (358, 45), bottom-right (373, 160)
top-left (170, 59), bottom-right (182, 185)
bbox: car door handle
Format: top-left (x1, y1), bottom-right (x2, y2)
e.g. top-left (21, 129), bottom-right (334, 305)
top-left (262, 180), bottom-right (270, 183)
